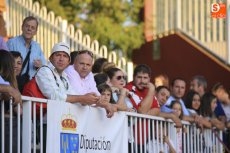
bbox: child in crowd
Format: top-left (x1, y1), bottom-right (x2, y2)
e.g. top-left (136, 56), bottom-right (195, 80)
top-left (199, 92), bottom-right (225, 152)
top-left (184, 90), bottom-right (207, 129)
top-left (10, 51), bottom-right (23, 92)
top-left (97, 83), bottom-right (118, 112)
top-left (10, 51), bottom-right (23, 76)
top-left (147, 124), bottom-right (176, 153)
top-left (170, 100), bottom-right (183, 153)
top-left (184, 90), bottom-right (201, 115)
top-left (199, 92), bottom-right (225, 130)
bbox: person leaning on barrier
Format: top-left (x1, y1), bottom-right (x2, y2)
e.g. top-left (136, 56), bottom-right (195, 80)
top-left (64, 49), bottom-right (114, 117)
top-left (125, 64), bottom-right (160, 115)
top-left (0, 49), bottom-right (22, 153)
top-left (0, 49), bottom-right (22, 104)
top-left (35, 42), bottom-right (113, 117)
top-left (156, 86), bottom-right (182, 128)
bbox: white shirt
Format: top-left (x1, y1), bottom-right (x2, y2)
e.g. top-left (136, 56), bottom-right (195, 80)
top-left (221, 103), bottom-right (230, 121)
top-left (0, 75), bottom-right (10, 85)
top-left (165, 96), bottom-right (190, 116)
top-left (35, 62), bottom-right (75, 102)
top-left (65, 65), bottom-right (100, 95)
top-left (112, 92), bottom-right (133, 108)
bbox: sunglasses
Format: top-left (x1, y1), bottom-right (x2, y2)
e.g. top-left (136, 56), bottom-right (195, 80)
top-left (77, 50), bottom-right (93, 58)
top-left (116, 75), bottom-right (127, 80)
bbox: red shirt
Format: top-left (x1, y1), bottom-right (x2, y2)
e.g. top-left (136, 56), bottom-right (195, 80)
top-left (125, 82), bottom-right (159, 110)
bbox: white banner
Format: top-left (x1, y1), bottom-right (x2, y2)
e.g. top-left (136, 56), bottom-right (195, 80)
top-left (46, 101), bottom-right (128, 153)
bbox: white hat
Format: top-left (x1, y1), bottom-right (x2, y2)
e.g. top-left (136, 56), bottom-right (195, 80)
top-left (50, 42), bottom-right (70, 58)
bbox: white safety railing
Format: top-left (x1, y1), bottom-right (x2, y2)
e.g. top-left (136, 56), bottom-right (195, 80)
top-left (0, 96), bottom-right (225, 153)
top-left (5, 0), bottom-right (133, 81)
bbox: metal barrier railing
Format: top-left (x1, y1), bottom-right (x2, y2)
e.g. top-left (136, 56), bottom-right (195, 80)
top-left (0, 96), bottom-right (225, 153)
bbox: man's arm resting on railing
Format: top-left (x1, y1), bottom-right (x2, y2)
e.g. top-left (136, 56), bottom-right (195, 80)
top-left (66, 93), bottom-right (114, 118)
top-left (0, 84), bottom-right (22, 104)
top-left (159, 112), bottom-right (182, 128)
top-left (66, 93), bottom-right (100, 105)
top-left (210, 118), bottom-right (225, 130)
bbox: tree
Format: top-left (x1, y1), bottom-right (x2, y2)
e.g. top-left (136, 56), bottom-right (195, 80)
top-left (34, 0), bottom-right (144, 58)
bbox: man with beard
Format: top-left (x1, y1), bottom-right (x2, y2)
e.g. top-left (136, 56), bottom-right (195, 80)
top-left (125, 64), bottom-right (160, 115)
top-left (125, 64), bottom-right (160, 153)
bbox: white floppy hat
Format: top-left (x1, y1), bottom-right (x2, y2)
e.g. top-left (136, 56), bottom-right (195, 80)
top-left (50, 42), bottom-right (70, 58)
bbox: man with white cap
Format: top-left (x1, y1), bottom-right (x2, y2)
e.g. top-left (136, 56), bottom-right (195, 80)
top-left (36, 42), bottom-right (114, 115)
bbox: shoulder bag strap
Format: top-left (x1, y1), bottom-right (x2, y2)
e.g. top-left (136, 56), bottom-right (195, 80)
top-left (20, 45), bottom-right (32, 76)
top-left (35, 65), bottom-right (59, 87)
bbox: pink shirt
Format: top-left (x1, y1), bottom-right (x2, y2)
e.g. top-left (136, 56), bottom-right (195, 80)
top-left (65, 65), bottom-right (100, 95)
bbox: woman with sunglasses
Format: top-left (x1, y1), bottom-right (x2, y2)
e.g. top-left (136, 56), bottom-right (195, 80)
top-left (105, 67), bottom-right (133, 111)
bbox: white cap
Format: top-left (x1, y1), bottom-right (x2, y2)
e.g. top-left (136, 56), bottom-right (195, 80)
top-left (50, 42), bottom-right (70, 58)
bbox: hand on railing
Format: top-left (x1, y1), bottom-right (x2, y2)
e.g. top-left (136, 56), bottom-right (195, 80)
top-left (96, 101), bottom-right (114, 118)
top-left (82, 92), bottom-right (100, 105)
top-left (2, 85), bottom-right (22, 105)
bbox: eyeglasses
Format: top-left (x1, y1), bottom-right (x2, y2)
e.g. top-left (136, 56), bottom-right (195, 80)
top-left (116, 76), bottom-right (127, 80)
top-left (77, 50), bottom-right (93, 58)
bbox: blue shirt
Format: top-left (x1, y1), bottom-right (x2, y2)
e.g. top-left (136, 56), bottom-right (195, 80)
top-left (160, 104), bottom-right (174, 113)
top-left (7, 35), bottom-right (47, 79)
top-left (214, 99), bottom-right (226, 117)
top-left (165, 96), bottom-right (190, 116)
top-left (0, 36), bottom-right (8, 51)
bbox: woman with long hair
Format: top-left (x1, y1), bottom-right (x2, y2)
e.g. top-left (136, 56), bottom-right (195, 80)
top-left (0, 50), bottom-right (18, 88)
top-left (0, 49), bottom-right (22, 153)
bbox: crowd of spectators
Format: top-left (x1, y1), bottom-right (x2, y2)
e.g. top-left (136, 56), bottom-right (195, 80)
top-left (1, 15), bottom-right (230, 153)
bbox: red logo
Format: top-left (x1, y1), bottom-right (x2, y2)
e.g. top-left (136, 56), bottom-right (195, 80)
top-left (211, 2), bottom-right (226, 18)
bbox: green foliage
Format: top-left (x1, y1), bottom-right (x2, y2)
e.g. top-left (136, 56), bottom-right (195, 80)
top-left (34, 0), bottom-right (144, 58)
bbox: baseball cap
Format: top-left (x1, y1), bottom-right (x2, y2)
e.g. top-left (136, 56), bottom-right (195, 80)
top-left (50, 42), bottom-right (70, 58)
